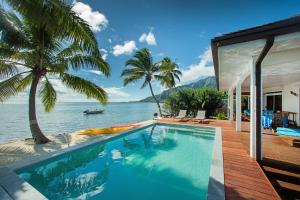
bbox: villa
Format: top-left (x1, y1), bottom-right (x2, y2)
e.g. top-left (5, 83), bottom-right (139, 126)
top-left (211, 15), bottom-right (300, 198)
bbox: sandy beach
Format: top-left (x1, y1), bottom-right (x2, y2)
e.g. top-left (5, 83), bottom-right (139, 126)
top-left (0, 120), bottom-right (153, 168)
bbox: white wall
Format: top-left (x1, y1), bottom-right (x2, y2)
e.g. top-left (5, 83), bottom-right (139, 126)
top-left (282, 82), bottom-right (300, 125)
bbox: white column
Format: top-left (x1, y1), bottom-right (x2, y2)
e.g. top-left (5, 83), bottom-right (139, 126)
top-left (250, 63), bottom-right (256, 158)
top-left (227, 93), bottom-right (230, 118)
top-left (229, 89), bottom-right (234, 120)
top-left (236, 82), bottom-right (242, 132)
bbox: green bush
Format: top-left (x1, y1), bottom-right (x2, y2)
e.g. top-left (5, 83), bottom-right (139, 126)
top-left (216, 112), bottom-right (228, 120)
top-left (163, 87), bottom-right (225, 117)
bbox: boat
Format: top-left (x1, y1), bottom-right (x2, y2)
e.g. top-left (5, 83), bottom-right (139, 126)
top-left (83, 109), bottom-right (104, 114)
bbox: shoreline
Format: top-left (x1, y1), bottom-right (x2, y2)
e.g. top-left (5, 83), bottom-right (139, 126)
top-left (0, 120), bottom-right (153, 168)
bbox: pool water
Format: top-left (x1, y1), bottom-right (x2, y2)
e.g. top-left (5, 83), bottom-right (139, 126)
top-left (17, 124), bottom-right (215, 200)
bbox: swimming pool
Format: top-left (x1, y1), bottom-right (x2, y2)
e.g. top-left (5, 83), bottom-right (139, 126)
top-left (14, 123), bottom-right (223, 200)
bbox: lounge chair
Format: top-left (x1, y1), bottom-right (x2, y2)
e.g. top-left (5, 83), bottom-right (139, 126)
top-left (194, 110), bottom-right (206, 123)
top-left (175, 110), bottom-right (187, 120)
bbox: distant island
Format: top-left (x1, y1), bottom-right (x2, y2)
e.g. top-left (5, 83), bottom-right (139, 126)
top-left (138, 76), bottom-right (217, 103)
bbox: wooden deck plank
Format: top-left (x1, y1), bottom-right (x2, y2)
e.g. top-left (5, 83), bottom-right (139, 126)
top-left (157, 119), bottom-right (281, 200)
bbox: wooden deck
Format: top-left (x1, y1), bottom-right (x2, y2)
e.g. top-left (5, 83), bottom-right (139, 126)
top-left (239, 122), bottom-right (300, 199)
top-left (157, 119), bottom-right (281, 200)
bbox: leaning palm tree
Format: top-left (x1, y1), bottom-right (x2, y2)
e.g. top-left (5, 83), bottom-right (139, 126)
top-left (0, 1), bottom-right (110, 144)
top-left (121, 48), bottom-right (181, 116)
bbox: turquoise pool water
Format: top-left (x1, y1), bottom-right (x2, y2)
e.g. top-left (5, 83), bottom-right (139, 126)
top-left (17, 124), bottom-right (215, 200)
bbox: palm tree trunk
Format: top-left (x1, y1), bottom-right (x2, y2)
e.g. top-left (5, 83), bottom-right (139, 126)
top-left (29, 75), bottom-right (50, 144)
top-left (148, 82), bottom-right (162, 116)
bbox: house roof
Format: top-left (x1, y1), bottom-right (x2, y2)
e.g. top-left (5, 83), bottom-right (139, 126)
top-left (211, 15), bottom-right (300, 89)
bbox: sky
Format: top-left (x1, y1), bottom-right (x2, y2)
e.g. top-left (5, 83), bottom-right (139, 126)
top-left (3, 0), bottom-right (300, 103)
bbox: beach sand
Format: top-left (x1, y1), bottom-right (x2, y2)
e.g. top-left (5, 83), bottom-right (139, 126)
top-left (0, 120), bottom-right (152, 168)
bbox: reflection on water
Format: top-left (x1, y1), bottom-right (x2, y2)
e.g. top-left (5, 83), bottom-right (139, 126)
top-left (18, 125), bottom-right (215, 200)
top-left (19, 144), bottom-right (108, 199)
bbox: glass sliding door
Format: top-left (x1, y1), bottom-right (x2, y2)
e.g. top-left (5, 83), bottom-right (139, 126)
top-left (265, 92), bottom-right (282, 112)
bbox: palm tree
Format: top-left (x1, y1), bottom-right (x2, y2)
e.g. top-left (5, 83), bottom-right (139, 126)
top-left (0, 1), bottom-right (110, 144)
top-left (121, 48), bottom-right (181, 116)
top-left (156, 57), bottom-right (182, 88)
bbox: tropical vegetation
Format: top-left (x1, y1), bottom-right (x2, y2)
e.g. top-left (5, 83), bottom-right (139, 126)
top-left (0, 0), bottom-right (110, 143)
top-left (121, 48), bottom-right (182, 116)
top-left (216, 112), bottom-right (228, 120)
top-left (163, 87), bottom-right (225, 117)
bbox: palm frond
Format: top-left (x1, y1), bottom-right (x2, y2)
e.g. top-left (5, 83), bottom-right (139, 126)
top-left (16, 73), bottom-right (32, 91)
top-left (56, 43), bottom-right (84, 58)
top-left (0, 72), bottom-right (30, 102)
top-left (64, 55), bottom-right (110, 76)
top-left (121, 68), bottom-right (145, 77)
top-left (47, 63), bottom-right (68, 74)
top-left (123, 75), bottom-right (144, 86)
top-left (39, 77), bottom-right (57, 112)
top-left (133, 48), bottom-right (152, 71)
top-left (0, 62), bottom-right (19, 79)
top-left (125, 59), bottom-right (145, 69)
top-left (174, 69), bottom-right (182, 76)
top-left (61, 73), bottom-right (107, 104)
top-left (154, 74), bottom-right (173, 88)
top-left (140, 79), bottom-right (148, 89)
top-left (173, 73), bottom-right (181, 82)
top-left (0, 7), bottom-right (26, 47)
top-left (156, 57), bottom-right (182, 88)
top-left (0, 44), bottom-right (18, 58)
top-left (6, 0), bottom-right (100, 55)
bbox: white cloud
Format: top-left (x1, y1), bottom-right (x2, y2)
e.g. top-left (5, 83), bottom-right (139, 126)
top-left (112, 41), bottom-right (137, 56)
top-left (104, 87), bottom-right (129, 98)
top-left (180, 48), bottom-right (215, 84)
top-left (154, 52), bottom-right (164, 57)
top-left (72, 1), bottom-right (108, 32)
top-left (100, 49), bottom-right (108, 60)
top-left (139, 31), bottom-right (157, 45)
top-left (108, 38), bottom-right (112, 43)
top-left (86, 70), bottom-right (103, 76)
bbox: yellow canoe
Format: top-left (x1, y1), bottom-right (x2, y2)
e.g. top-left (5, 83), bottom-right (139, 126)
top-left (79, 125), bottom-right (136, 135)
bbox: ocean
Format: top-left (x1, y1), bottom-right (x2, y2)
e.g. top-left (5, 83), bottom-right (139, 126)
top-left (0, 102), bottom-right (158, 143)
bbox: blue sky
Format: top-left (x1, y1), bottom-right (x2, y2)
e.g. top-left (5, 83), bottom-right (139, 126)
top-left (4, 0), bottom-right (300, 103)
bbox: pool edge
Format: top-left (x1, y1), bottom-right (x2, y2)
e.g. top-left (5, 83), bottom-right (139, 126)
top-left (207, 127), bottom-right (225, 200)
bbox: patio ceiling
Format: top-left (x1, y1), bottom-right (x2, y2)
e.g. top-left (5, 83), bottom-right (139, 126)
top-left (217, 32), bottom-right (300, 91)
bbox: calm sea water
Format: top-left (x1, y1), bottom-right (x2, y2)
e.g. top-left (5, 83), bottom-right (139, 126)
top-left (0, 102), bottom-right (158, 143)
top-left (18, 124), bottom-right (215, 200)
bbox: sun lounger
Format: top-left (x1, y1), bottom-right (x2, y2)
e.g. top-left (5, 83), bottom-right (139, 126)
top-left (194, 110), bottom-right (206, 123)
top-left (175, 110), bottom-right (187, 120)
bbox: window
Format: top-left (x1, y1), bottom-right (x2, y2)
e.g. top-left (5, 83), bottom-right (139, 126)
top-left (265, 93), bottom-right (282, 112)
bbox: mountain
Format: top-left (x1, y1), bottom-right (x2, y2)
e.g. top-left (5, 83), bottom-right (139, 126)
top-left (139, 76), bottom-right (217, 102)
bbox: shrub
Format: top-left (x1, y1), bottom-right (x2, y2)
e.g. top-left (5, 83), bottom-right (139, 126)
top-left (194, 87), bottom-right (225, 117)
top-left (216, 112), bottom-right (228, 120)
top-left (163, 87), bottom-right (225, 117)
